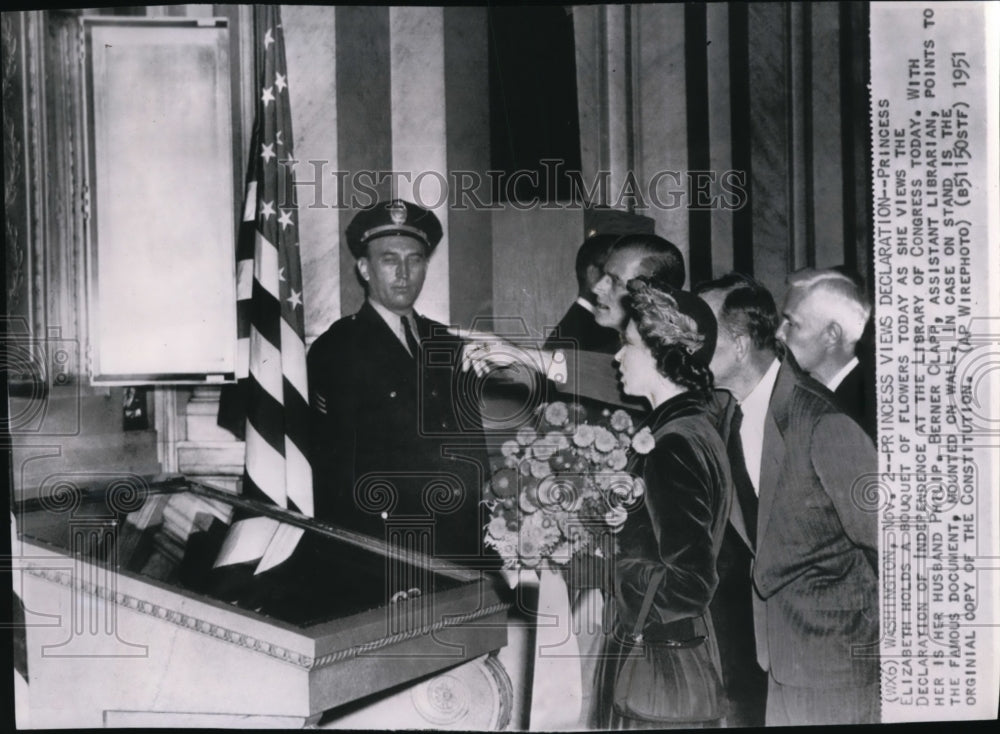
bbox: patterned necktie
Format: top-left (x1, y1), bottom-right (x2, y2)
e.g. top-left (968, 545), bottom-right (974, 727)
top-left (402, 315), bottom-right (420, 358)
top-left (728, 404), bottom-right (759, 547)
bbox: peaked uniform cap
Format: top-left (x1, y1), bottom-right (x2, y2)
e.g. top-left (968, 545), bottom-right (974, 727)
top-left (345, 199), bottom-right (443, 258)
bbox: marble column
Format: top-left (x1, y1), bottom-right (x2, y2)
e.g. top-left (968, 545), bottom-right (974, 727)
top-left (335, 6), bottom-right (393, 318)
top-left (634, 3), bottom-right (690, 272)
top-left (572, 4), bottom-right (631, 208)
top-left (810, 2), bottom-right (847, 270)
top-left (444, 7), bottom-right (492, 328)
top-left (746, 2), bottom-right (793, 299)
top-left (706, 3), bottom-right (735, 277)
top-left (390, 6), bottom-right (450, 323)
top-left (788, 1), bottom-right (811, 271)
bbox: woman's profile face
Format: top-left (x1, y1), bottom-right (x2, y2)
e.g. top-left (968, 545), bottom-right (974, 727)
top-left (614, 320), bottom-right (661, 399)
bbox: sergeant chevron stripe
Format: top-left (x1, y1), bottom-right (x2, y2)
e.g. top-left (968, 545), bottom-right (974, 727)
top-left (218, 6), bottom-right (313, 516)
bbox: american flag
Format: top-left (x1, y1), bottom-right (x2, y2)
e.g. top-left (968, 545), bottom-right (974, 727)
top-left (218, 6), bottom-right (313, 516)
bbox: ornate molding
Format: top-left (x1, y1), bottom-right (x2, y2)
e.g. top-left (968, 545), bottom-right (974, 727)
top-left (7, 11), bottom-right (88, 381)
top-left (25, 565), bottom-right (511, 673)
top-left (3, 14), bottom-right (25, 313)
top-left (308, 601), bottom-right (511, 668)
top-left (483, 652), bottom-right (514, 731)
top-left (47, 12), bottom-right (86, 371)
top-left (26, 566), bottom-right (317, 669)
top-left (407, 652), bottom-right (514, 730)
top-left (24, 12), bottom-right (46, 342)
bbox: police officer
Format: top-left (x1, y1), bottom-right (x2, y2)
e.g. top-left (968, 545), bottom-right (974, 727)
top-left (307, 199), bottom-right (489, 560)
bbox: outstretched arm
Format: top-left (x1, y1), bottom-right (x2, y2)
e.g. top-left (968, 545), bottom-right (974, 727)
top-left (451, 326), bottom-right (633, 408)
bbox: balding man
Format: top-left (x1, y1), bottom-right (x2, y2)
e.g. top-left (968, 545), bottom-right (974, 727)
top-left (777, 268), bottom-right (876, 439)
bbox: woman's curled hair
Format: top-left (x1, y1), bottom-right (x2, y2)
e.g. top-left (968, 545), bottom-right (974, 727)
top-left (624, 278), bottom-right (715, 394)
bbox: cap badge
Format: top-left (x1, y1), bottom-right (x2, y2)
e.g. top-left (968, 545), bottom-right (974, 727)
top-left (389, 200), bottom-right (407, 225)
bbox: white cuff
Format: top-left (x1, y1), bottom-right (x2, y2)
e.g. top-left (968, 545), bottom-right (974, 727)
top-left (546, 349), bottom-right (567, 385)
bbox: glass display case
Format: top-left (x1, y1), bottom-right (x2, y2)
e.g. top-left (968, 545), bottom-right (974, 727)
top-left (13, 475), bottom-right (512, 728)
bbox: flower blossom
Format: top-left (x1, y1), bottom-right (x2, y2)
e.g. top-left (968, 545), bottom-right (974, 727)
top-left (631, 426), bottom-right (656, 454)
top-left (487, 516), bottom-right (510, 539)
top-left (594, 427), bottom-right (617, 453)
top-left (501, 440), bottom-right (521, 458)
top-left (604, 505), bottom-right (628, 529)
top-left (489, 468), bottom-right (518, 498)
top-left (545, 430), bottom-right (570, 451)
top-left (529, 459), bottom-right (552, 479)
top-left (607, 448), bottom-right (628, 470)
top-left (532, 442), bottom-right (556, 461)
top-left (543, 401), bottom-right (569, 426)
top-left (610, 409), bottom-right (633, 432)
top-left (516, 426), bottom-right (538, 446)
top-left (572, 424), bottom-right (595, 447)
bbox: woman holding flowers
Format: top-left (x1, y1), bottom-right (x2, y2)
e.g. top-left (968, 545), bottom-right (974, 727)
top-left (590, 277), bottom-right (734, 729)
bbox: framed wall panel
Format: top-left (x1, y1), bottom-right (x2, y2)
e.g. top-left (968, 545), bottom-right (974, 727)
top-left (83, 17), bottom-right (236, 384)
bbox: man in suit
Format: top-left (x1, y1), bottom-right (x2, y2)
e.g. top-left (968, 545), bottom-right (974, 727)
top-left (462, 233), bottom-right (686, 406)
top-left (696, 273), bottom-right (879, 725)
top-left (307, 199), bottom-right (489, 561)
top-left (544, 233), bottom-right (621, 354)
top-left (778, 267), bottom-right (876, 439)
top-left (460, 239), bottom-right (767, 723)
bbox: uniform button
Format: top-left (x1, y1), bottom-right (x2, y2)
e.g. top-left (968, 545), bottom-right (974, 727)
top-left (389, 391), bottom-right (397, 398)
top-left (431, 389), bottom-right (439, 397)
top-left (440, 421), bottom-right (448, 428)
top-left (381, 511), bottom-right (388, 520)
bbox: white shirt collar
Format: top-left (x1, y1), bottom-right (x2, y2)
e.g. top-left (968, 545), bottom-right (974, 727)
top-left (825, 356), bottom-right (859, 391)
top-left (367, 299), bottom-right (416, 354)
top-left (576, 296), bottom-right (595, 314)
top-left (741, 357), bottom-right (781, 421)
top-left (738, 357), bottom-right (781, 495)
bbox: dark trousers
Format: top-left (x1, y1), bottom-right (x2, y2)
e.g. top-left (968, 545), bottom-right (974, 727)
top-left (709, 527), bottom-right (767, 727)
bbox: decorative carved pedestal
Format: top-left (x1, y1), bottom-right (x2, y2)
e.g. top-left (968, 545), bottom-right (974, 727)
top-left (321, 653), bottom-right (513, 730)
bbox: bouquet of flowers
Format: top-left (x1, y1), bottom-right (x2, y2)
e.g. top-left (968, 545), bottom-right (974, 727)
top-left (482, 401), bottom-right (656, 570)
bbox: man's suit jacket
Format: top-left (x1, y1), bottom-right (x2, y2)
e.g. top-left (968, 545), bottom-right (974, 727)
top-left (307, 301), bottom-right (489, 557)
top-left (749, 356), bottom-right (879, 689)
top-left (834, 358), bottom-right (877, 441)
top-left (544, 301), bottom-right (620, 355)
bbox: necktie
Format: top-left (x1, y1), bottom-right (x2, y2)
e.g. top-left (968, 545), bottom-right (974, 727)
top-left (728, 405), bottom-right (758, 547)
top-left (402, 315), bottom-right (420, 358)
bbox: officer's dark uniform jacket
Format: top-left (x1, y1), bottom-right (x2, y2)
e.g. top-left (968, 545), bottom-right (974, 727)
top-left (307, 301), bottom-right (489, 559)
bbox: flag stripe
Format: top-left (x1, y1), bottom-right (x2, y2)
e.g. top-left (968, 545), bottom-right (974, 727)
top-left (285, 438), bottom-right (313, 516)
top-left (217, 6), bottom-right (313, 517)
top-left (236, 337), bottom-right (249, 379)
top-left (282, 378), bottom-right (311, 454)
top-left (249, 279), bottom-right (282, 348)
top-left (236, 259), bottom-right (254, 301)
top-left (246, 376), bottom-right (286, 449)
top-left (235, 220), bottom-right (257, 265)
top-left (245, 421), bottom-right (286, 505)
top-left (254, 232), bottom-right (281, 301)
top-left (241, 473), bottom-right (272, 505)
top-left (248, 326), bottom-right (284, 405)
top-left (280, 320), bottom-right (308, 398)
top-left (242, 180), bottom-right (258, 222)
